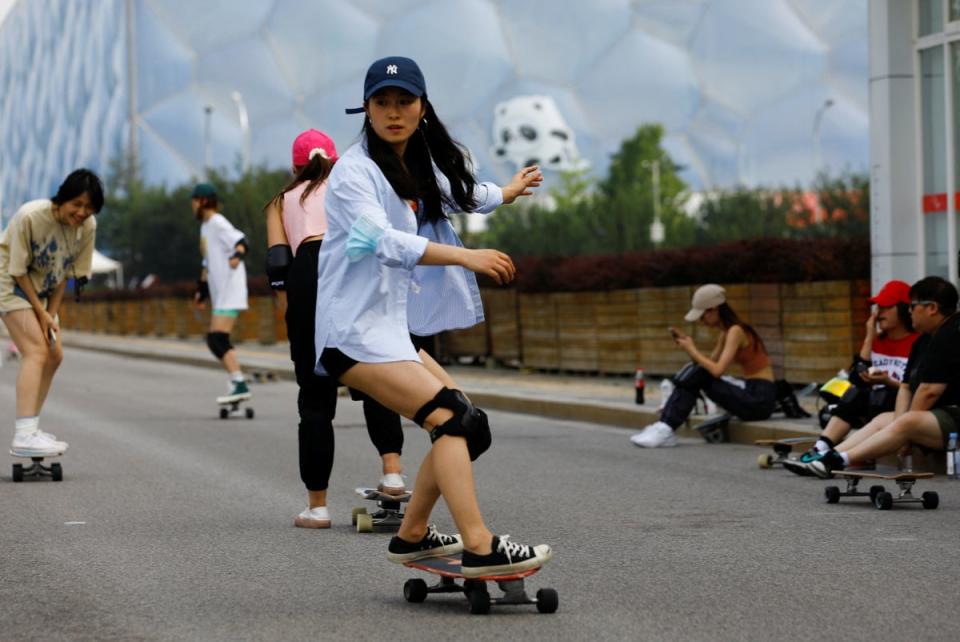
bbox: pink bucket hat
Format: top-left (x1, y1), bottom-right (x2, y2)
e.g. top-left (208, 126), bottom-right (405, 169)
top-left (292, 129), bottom-right (338, 167)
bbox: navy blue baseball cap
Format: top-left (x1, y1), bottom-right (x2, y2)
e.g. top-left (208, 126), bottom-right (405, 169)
top-left (345, 56), bottom-right (427, 114)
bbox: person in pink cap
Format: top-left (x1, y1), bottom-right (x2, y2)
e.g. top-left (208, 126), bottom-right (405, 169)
top-left (784, 279), bottom-right (919, 474)
top-left (265, 129), bottom-right (407, 529)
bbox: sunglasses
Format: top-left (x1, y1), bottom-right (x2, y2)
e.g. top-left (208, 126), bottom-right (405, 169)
top-left (909, 300), bottom-right (935, 310)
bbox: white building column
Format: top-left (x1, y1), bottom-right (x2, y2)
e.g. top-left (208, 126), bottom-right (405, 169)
top-left (869, 0), bottom-right (920, 289)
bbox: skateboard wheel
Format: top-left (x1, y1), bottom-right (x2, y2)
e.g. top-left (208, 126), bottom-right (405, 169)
top-left (757, 454), bottom-right (772, 469)
top-left (219, 407), bottom-right (229, 420)
top-left (922, 491), bottom-right (939, 510)
top-left (12, 463), bottom-right (23, 483)
top-left (403, 578), bottom-right (428, 603)
top-left (874, 491), bottom-right (893, 510)
top-left (356, 513), bottom-right (374, 533)
top-left (868, 485), bottom-right (885, 502)
top-left (245, 407), bottom-right (254, 419)
top-left (824, 486), bottom-right (840, 504)
top-left (468, 587), bottom-right (490, 615)
top-left (351, 507), bottom-right (367, 525)
top-left (51, 463), bottom-right (63, 482)
top-left (536, 588), bottom-right (559, 614)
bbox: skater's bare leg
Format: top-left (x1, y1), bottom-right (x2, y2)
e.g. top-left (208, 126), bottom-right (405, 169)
top-left (340, 360), bottom-right (494, 554)
top-left (210, 314), bottom-right (240, 374)
top-left (3, 310), bottom-right (61, 417)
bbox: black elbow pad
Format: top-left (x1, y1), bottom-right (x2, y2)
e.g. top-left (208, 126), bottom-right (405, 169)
top-left (265, 244), bottom-right (293, 291)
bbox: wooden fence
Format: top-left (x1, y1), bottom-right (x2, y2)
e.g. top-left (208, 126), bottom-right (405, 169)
top-left (59, 279), bottom-right (869, 383)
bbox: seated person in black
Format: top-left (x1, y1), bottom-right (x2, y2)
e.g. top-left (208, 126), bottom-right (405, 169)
top-left (809, 276), bottom-right (960, 478)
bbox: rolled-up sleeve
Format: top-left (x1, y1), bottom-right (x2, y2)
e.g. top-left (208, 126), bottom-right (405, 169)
top-left (470, 182), bottom-right (504, 213)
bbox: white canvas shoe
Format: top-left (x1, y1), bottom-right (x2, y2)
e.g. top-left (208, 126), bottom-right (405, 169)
top-left (378, 473), bottom-right (406, 496)
top-left (629, 421), bottom-right (677, 448)
top-left (11, 431), bottom-right (66, 457)
top-left (294, 506), bottom-right (331, 529)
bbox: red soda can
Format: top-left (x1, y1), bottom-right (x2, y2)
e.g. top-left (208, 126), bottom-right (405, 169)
top-left (635, 369), bottom-right (645, 405)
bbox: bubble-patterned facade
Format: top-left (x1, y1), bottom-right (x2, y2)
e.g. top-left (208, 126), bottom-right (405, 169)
top-left (0, 0), bottom-right (868, 223)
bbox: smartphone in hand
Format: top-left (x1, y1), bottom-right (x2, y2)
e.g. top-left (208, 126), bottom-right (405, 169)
top-left (669, 327), bottom-right (681, 340)
top-left (48, 328), bottom-right (57, 345)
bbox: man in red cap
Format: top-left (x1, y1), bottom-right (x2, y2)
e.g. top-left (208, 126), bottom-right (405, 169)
top-left (786, 280), bottom-right (919, 474)
top-left (807, 276), bottom-right (960, 478)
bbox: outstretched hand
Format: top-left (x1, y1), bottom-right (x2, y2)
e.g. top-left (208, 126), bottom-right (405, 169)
top-left (501, 165), bottom-right (543, 204)
top-left (463, 249), bottom-right (516, 285)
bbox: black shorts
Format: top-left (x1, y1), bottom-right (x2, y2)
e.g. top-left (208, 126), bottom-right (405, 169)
top-left (318, 347), bottom-right (359, 382)
top-left (931, 406), bottom-right (960, 449)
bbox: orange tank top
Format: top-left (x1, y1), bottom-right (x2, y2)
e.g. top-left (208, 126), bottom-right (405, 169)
top-left (733, 332), bottom-right (770, 377)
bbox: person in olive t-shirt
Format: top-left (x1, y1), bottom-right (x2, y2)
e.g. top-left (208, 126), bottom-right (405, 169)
top-left (0, 169), bottom-right (102, 457)
top-left (809, 276), bottom-right (960, 477)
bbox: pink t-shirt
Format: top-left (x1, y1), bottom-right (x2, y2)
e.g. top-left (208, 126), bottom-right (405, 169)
top-left (282, 181), bottom-right (328, 255)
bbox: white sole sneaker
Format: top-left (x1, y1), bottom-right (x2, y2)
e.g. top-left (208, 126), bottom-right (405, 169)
top-left (461, 545), bottom-right (553, 578)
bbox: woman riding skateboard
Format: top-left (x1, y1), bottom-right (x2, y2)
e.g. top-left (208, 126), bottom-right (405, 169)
top-left (0, 169), bottom-right (101, 457)
top-left (314, 56), bottom-right (551, 577)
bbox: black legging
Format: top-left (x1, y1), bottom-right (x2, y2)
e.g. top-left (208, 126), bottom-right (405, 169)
top-left (660, 364), bottom-right (776, 430)
top-left (286, 239), bottom-right (403, 491)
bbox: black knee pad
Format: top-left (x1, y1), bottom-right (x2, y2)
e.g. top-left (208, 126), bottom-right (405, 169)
top-left (413, 388), bottom-right (491, 461)
top-left (206, 332), bottom-right (232, 359)
top-left (673, 362), bottom-right (712, 391)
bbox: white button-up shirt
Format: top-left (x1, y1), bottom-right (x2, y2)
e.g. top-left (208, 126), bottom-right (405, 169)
top-left (409, 175), bottom-right (502, 336)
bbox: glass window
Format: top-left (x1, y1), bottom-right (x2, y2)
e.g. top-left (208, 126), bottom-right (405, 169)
top-left (920, 0), bottom-right (944, 36)
top-left (951, 0), bottom-right (960, 22)
top-left (921, 46), bottom-right (948, 275)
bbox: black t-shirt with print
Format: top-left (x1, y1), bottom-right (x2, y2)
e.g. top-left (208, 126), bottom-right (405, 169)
top-left (914, 313), bottom-right (960, 407)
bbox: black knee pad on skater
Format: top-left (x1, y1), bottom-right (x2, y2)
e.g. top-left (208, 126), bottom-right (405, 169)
top-left (673, 362), bottom-right (712, 391)
top-left (413, 387), bottom-right (491, 461)
top-left (206, 332), bottom-right (232, 359)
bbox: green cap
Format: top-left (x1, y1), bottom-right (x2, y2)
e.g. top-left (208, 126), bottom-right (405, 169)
top-left (191, 183), bottom-right (217, 198)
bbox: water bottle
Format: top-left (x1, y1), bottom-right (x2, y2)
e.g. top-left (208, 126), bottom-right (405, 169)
top-left (947, 433), bottom-right (958, 479)
top-left (659, 378), bottom-right (674, 412)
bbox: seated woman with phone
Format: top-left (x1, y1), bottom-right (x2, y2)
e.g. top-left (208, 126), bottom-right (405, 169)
top-left (630, 284), bottom-right (776, 448)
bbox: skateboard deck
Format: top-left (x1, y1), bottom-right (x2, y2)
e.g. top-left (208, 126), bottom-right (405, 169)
top-left (9, 450), bottom-right (63, 482)
top-left (754, 437), bottom-right (817, 469)
top-left (403, 554), bottom-right (557, 615)
top-left (352, 486), bottom-right (410, 533)
top-left (695, 414), bottom-right (731, 443)
top-left (824, 468), bottom-right (938, 510)
top-left (217, 397), bottom-right (254, 420)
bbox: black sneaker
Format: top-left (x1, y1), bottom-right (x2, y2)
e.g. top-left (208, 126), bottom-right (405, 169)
top-left (460, 535), bottom-right (553, 579)
top-left (806, 449), bottom-right (845, 479)
top-left (387, 525), bottom-right (462, 563)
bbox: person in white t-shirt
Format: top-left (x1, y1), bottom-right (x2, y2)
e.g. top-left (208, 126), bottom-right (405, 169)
top-left (190, 183), bottom-right (251, 404)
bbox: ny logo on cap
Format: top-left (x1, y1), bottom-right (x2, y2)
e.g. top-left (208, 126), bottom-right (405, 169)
top-left (386, 64), bottom-right (398, 75)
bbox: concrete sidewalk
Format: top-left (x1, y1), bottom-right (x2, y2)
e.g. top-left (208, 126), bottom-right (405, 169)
top-left (58, 330), bottom-right (821, 444)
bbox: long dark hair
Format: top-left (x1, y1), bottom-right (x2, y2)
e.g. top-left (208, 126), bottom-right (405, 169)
top-left (363, 97), bottom-right (477, 226)
top-left (716, 303), bottom-right (767, 354)
top-left (268, 153), bottom-right (335, 211)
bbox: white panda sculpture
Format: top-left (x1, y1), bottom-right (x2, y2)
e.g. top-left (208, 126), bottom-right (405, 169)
top-left (490, 95), bottom-right (588, 172)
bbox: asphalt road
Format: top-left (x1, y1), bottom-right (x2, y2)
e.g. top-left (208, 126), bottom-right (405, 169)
top-left (1, 349), bottom-right (958, 641)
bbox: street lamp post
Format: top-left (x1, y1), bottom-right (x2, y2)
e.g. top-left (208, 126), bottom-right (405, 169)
top-left (812, 98), bottom-right (834, 180)
top-left (642, 159), bottom-right (664, 246)
top-left (231, 91), bottom-right (251, 174)
top-left (203, 105), bottom-right (213, 180)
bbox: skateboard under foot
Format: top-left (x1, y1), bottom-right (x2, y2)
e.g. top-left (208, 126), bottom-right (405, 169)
top-left (403, 554), bottom-right (558, 615)
top-left (218, 398), bottom-right (254, 420)
top-left (754, 437), bottom-right (817, 468)
top-left (10, 451), bottom-right (63, 482)
top-left (352, 487), bottom-right (410, 533)
top-left (824, 469), bottom-right (938, 510)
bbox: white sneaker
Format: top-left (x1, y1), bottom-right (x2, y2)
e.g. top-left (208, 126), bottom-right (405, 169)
top-left (294, 506), bottom-right (331, 529)
top-left (629, 421), bottom-right (677, 448)
top-left (11, 431), bottom-right (66, 457)
top-left (379, 473), bottom-right (406, 496)
top-left (36, 429), bottom-right (67, 451)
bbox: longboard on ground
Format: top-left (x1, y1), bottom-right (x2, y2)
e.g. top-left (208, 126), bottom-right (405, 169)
top-left (754, 436), bottom-right (817, 469)
top-left (10, 450), bottom-right (63, 482)
top-left (218, 397), bottom-right (254, 420)
top-left (824, 468), bottom-right (938, 510)
top-left (403, 554), bottom-right (558, 615)
top-left (352, 486), bottom-right (410, 533)
top-left (695, 414), bottom-right (731, 443)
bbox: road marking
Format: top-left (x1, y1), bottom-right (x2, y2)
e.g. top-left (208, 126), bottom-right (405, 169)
top-left (879, 537), bottom-right (916, 542)
top-left (64, 521), bottom-right (86, 525)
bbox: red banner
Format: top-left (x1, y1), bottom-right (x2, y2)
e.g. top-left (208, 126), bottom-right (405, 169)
top-left (923, 192), bottom-right (960, 213)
